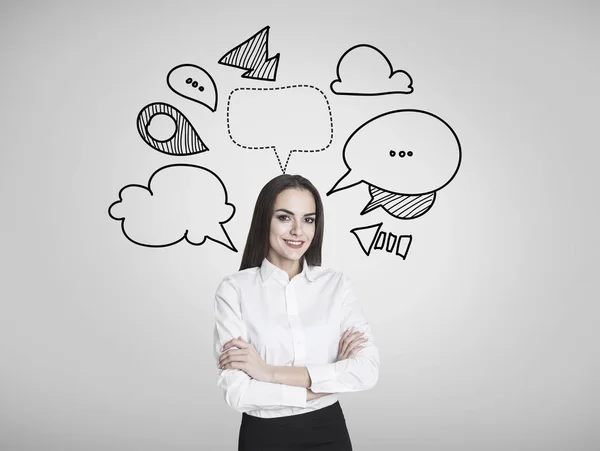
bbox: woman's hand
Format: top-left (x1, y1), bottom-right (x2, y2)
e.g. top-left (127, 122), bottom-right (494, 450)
top-left (218, 336), bottom-right (274, 383)
top-left (336, 327), bottom-right (368, 361)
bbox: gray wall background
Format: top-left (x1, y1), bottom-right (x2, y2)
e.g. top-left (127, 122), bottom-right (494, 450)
top-left (1, 1), bottom-right (598, 450)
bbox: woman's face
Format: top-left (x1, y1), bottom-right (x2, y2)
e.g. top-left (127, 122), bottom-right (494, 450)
top-left (267, 188), bottom-right (316, 266)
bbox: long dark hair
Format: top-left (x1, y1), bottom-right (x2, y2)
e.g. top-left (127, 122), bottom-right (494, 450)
top-left (239, 174), bottom-right (324, 270)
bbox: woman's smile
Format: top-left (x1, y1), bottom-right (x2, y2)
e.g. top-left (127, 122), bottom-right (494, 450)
top-left (283, 239), bottom-right (304, 249)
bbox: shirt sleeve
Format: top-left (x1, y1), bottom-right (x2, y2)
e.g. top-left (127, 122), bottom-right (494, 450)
top-left (213, 276), bottom-right (307, 413)
top-left (306, 273), bottom-right (380, 393)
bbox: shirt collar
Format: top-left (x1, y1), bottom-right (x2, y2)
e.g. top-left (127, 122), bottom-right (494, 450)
top-left (260, 257), bottom-right (317, 284)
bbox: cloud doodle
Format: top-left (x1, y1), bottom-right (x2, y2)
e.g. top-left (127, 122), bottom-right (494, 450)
top-left (330, 44), bottom-right (413, 96)
top-left (108, 164), bottom-right (237, 251)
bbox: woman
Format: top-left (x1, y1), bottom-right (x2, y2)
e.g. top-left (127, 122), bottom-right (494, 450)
top-left (213, 174), bottom-right (380, 450)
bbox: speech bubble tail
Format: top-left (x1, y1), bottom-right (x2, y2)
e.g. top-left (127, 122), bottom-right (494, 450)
top-left (208, 224), bottom-right (238, 252)
top-left (360, 197), bottom-right (380, 215)
top-left (272, 148), bottom-right (294, 174)
top-left (326, 170), bottom-right (363, 196)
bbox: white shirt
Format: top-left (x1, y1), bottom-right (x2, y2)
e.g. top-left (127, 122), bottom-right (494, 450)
top-left (213, 257), bottom-right (380, 418)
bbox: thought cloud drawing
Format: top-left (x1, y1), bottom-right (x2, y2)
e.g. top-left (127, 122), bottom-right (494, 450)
top-left (108, 164), bottom-right (237, 251)
top-left (219, 26), bottom-right (280, 81)
top-left (167, 64), bottom-right (218, 112)
top-left (137, 102), bottom-right (209, 155)
top-left (327, 109), bottom-right (461, 220)
top-left (331, 44), bottom-right (413, 96)
top-left (227, 85), bottom-right (334, 173)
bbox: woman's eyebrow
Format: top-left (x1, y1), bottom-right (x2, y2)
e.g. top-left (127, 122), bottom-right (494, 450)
top-left (274, 209), bottom-right (316, 216)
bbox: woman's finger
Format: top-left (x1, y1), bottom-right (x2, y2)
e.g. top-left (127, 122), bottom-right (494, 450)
top-left (347, 332), bottom-right (365, 346)
top-left (340, 331), bottom-right (363, 357)
top-left (340, 332), bottom-right (356, 357)
top-left (221, 337), bottom-right (249, 351)
top-left (338, 330), bottom-right (349, 357)
top-left (218, 349), bottom-right (246, 366)
top-left (221, 361), bottom-right (242, 370)
top-left (339, 335), bottom-right (351, 358)
top-left (219, 348), bottom-right (246, 359)
top-left (347, 337), bottom-right (368, 351)
top-left (340, 329), bottom-right (350, 346)
top-left (219, 353), bottom-right (248, 368)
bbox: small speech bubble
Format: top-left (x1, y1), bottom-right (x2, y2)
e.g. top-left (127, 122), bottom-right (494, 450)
top-left (327, 109), bottom-right (461, 196)
top-left (361, 185), bottom-right (436, 219)
top-left (167, 64), bottom-right (218, 112)
top-left (227, 85), bottom-right (333, 173)
top-left (108, 164), bottom-right (236, 251)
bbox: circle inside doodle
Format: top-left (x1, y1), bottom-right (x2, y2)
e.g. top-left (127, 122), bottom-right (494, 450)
top-left (399, 151), bottom-right (406, 158)
top-left (389, 150), bottom-right (396, 157)
top-left (146, 113), bottom-right (177, 142)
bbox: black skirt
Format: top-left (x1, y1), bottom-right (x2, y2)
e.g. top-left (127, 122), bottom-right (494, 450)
top-left (238, 401), bottom-right (353, 451)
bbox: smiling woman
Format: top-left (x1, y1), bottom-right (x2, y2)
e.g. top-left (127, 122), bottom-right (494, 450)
top-left (267, 188), bottom-right (316, 268)
top-left (213, 174), bottom-right (380, 451)
top-left (239, 174), bottom-right (324, 276)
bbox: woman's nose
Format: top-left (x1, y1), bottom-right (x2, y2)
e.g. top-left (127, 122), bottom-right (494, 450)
top-left (290, 221), bottom-right (302, 236)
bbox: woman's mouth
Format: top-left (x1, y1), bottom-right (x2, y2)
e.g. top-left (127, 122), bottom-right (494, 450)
top-left (284, 239), bottom-right (304, 249)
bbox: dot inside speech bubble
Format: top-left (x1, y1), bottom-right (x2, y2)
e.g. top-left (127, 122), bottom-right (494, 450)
top-left (327, 109), bottom-right (461, 196)
top-left (167, 64), bottom-right (218, 112)
top-left (227, 85), bottom-right (333, 173)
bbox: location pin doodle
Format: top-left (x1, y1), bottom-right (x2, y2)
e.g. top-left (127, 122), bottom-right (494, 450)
top-left (136, 102), bottom-right (209, 156)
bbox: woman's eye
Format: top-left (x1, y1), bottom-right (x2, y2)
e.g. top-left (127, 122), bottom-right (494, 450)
top-left (304, 217), bottom-right (315, 224)
top-left (277, 215), bottom-right (290, 221)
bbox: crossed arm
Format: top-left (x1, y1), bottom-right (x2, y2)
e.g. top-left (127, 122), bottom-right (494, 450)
top-left (217, 328), bottom-right (368, 401)
top-left (213, 275), bottom-right (380, 413)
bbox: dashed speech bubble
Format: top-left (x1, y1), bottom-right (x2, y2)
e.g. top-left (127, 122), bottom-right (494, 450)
top-left (108, 164), bottom-right (236, 251)
top-left (327, 109), bottom-right (461, 197)
top-left (227, 85), bottom-right (333, 173)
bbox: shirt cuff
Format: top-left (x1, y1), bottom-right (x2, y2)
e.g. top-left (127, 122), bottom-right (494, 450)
top-left (306, 363), bottom-right (336, 393)
top-left (281, 384), bottom-right (307, 408)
